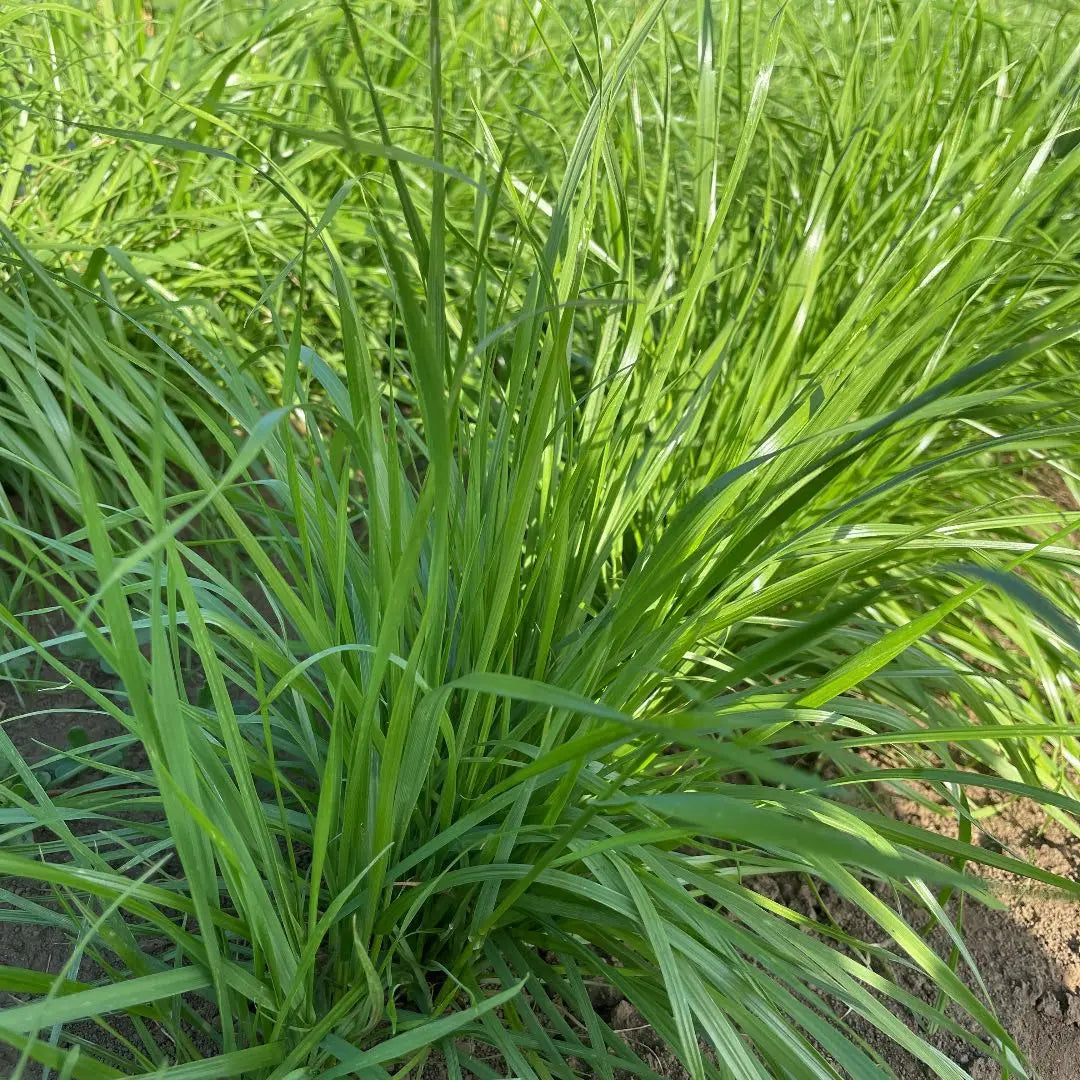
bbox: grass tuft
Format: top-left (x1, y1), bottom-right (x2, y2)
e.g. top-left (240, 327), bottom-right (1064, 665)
top-left (0, 1), bottom-right (1078, 1077)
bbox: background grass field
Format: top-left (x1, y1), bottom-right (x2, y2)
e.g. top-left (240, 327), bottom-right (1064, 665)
top-left (0, 1), bottom-right (1078, 1077)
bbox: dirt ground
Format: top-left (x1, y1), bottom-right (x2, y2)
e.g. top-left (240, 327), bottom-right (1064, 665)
top-left (1, 684), bottom-right (1078, 1078)
top-left (862, 792), bottom-right (1080, 1080)
top-left (0, 668), bottom-right (129, 1078)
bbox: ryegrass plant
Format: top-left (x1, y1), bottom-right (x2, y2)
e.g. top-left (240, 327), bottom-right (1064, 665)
top-left (0, 1), bottom-right (1079, 1077)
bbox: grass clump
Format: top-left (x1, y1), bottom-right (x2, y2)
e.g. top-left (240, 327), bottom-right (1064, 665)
top-left (0, 1), bottom-right (1079, 1078)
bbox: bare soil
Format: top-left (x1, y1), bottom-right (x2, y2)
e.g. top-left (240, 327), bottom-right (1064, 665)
top-left (861, 790), bottom-right (1080, 1079)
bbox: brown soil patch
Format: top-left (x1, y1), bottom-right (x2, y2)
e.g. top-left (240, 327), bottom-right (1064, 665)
top-left (1025, 464), bottom-right (1079, 515)
top-left (871, 791), bottom-right (1080, 1079)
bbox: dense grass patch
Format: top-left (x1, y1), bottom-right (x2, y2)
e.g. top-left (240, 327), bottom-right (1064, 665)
top-left (0, 1), bottom-right (1078, 1077)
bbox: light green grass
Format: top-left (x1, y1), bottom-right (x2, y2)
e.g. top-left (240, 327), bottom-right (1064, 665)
top-left (0, 1), bottom-right (1079, 1077)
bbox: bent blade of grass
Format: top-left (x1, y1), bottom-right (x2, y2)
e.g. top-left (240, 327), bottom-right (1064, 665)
top-left (319, 980), bottom-right (526, 1079)
top-left (0, 969), bottom-right (209, 1035)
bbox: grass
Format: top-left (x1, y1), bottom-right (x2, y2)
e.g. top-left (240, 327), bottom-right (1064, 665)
top-left (0, 0), bottom-right (1079, 1077)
